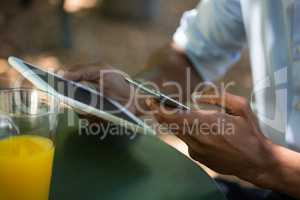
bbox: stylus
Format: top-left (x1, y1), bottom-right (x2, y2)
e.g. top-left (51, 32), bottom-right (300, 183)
top-left (124, 77), bottom-right (191, 111)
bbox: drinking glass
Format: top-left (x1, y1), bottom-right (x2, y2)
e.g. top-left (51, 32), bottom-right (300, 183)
top-left (0, 88), bottom-right (60, 200)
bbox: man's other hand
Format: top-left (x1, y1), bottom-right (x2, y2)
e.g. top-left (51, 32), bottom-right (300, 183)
top-left (64, 63), bottom-right (137, 114)
top-left (147, 92), bottom-right (278, 188)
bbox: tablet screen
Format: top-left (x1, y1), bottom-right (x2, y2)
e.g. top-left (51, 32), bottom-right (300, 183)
top-left (22, 61), bottom-right (140, 125)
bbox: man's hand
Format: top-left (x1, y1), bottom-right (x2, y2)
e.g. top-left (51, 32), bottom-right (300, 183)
top-left (147, 92), bottom-right (281, 188)
top-left (64, 63), bottom-right (137, 114)
top-left (63, 43), bottom-right (203, 117)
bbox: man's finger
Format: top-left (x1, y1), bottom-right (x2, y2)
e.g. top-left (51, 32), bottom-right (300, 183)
top-left (193, 91), bottom-right (252, 117)
top-left (146, 98), bottom-right (218, 125)
top-left (64, 67), bottom-right (102, 82)
top-left (145, 98), bottom-right (181, 124)
top-left (63, 71), bottom-right (83, 81)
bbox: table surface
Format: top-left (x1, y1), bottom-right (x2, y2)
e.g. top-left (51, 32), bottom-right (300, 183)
top-left (50, 112), bottom-right (226, 200)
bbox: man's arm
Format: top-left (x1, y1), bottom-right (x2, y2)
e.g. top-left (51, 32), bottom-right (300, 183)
top-left (134, 0), bottom-right (246, 102)
top-left (135, 42), bottom-right (203, 102)
top-left (257, 145), bottom-right (300, 198)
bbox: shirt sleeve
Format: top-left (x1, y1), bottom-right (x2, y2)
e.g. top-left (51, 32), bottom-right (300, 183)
top-left (173, 0), bottom-right (246, 81)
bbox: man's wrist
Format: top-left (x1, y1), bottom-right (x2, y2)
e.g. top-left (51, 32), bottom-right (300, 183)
top-left (252, 143), bottom-right (300, 198)
top-left (250, 143), bottom-right (283, 188)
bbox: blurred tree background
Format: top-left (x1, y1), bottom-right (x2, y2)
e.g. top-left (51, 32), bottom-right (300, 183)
top-left (0, 0), bottom-right (199, 73)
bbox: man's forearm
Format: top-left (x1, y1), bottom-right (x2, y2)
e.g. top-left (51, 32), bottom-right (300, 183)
top-left (254, 143), bottom-right (300, 199)
top-left (250, 142), bottom-right (300, 199)
top-left (134, 42), bottom-right (202, 103)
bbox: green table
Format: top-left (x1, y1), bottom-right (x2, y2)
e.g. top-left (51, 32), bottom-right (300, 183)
top-left (50, 112), bottom-right (226, 200)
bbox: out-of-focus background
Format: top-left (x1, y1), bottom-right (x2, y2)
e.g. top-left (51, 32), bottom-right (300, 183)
top-left (1, 0), bottom-right (204, 78)
top-left (0, 0), bottom-right (252, 182)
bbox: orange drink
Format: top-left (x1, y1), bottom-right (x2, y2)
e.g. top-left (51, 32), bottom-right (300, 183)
top-left (0, 135), bottom-right (55, 200)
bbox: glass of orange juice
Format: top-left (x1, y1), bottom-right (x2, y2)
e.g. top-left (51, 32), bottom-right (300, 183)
top-left (0, 88), bottom-right (60, 200)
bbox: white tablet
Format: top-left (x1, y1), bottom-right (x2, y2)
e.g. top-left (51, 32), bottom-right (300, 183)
top-left (8, 56), bottom-right (155, 136)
